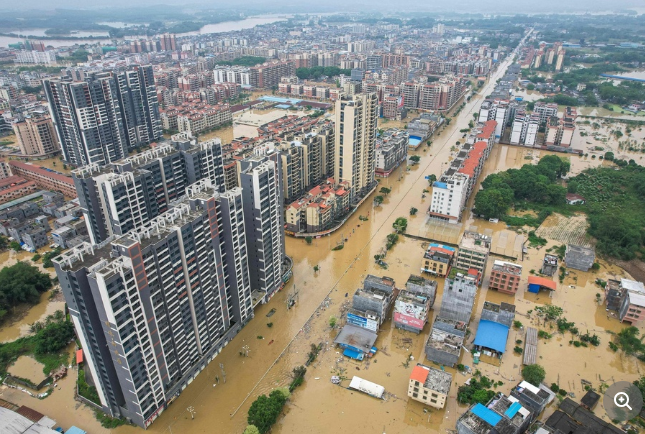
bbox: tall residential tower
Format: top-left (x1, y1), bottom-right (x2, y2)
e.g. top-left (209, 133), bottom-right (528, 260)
top-left (334, 93), bottom-right (378, 202)
top-left (44, 65), bottom-right (161, 167)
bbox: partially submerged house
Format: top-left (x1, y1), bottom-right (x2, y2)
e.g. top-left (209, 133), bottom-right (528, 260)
top-left (425, 318), bottom-right (466, 368)
top-left (421, 243), bottom-right (456, 277)
top-left (456, 393), bottom-right (532, 434)
top-left (605, 278), bottom-right (645, 324)
top-left (408, 363), bottom-right (452, 409)
top-left (545, 398), bottom-right (623, 434)
top-left (527, 276), bottom-right (557, 295)
top-left (564, 245), bottom-right (595, 271)
top-left (393, 275), bottom-right (437, 334)
top-left (473, 302), bottom-right (515, 365)
top-left (347, 274), bottom-right (397, 331)
top-left (540, 254), bottom-right (559, 276)
top-left (488, 260), bottom-right (522, 295)
top-left (334, 324), bottom-right (378, 360)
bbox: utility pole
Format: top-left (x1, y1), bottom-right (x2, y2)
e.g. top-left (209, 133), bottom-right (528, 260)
top-left (241, 345), bottom-right (250, 357)
top-left (187, 406), bottom-right (196, 420)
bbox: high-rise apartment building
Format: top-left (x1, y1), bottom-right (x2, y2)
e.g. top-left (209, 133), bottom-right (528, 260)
top-left (249, 61), bottom-right (295, 88)
top-left (334, 93), bottom-right (378, 202)
top-left (238, 155), bottom-right (286, 300)
top-left (160, 33), bottom-right (177, 51)
top-left (12, 115), bottom-right (60, 156)
top-left (54, 181), bottom-right (252, 429)
top-left (72, 134), bottom-right (225, 244)
top-left (44, 65), bottom-right (161, 167)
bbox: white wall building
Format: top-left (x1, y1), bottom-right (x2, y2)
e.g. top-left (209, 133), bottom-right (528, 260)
top-left (428, 173), bottom-right (469, 223)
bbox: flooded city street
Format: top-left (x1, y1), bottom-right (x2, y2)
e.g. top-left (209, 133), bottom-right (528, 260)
top-left (1, 50), bottom-right (644, 434)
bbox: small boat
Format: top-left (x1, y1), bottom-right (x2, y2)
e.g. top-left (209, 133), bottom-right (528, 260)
top-left (268, 340), bottom-right (274, 345)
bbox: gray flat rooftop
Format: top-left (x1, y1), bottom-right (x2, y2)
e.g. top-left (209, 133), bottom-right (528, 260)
top-left (334, 324), bottom-right (377, 352)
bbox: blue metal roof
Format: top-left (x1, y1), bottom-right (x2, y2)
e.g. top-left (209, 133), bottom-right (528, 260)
top-left (65, 427), bottom-right (87, 434)
top-left (505, 401), bottom-right (522, 418)
top-left (433, 181), bottom-right (447, 189)
top-left (471, 403), bottom-right (501, 426)
top-left (474, 320), bottom-right (510, 353)
top-left (343, 348), bottom-right (364, 360)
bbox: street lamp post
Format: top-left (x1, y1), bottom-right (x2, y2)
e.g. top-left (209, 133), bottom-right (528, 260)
top-left (187, 406), bottom-right (196, 420)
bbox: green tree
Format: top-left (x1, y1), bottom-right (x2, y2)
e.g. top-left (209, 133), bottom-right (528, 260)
top-left (247, 390), bottom-right (288, 434)
top-left (522, 364), bottom-right (546, 387)
top-left (379, 187), bottom-right (391, 196)
top-left (329, 316), bottom-right (337, 328)
top-left (409, 155), bottom-right (421, 164)
top-left (10, 241), bottom-right (21, 252)
top-left (305, 236), bottom-right (313, 245)
top-left (0, 262), bottom-right (53, 321)
top-left (392, 217), bottom-right (408, 234)
top-left (374, 195), bottom-right (384, 206)
top-left (34, 320), bottom-right (74, 354)
top-left (409, 207), bottom-right (418, 216)
top-left (427, 174), bottom-right (437, 185)
top-left (474, 188), bottom-right (513, 219)
top-left (244, 426), bottom-right (261, 434)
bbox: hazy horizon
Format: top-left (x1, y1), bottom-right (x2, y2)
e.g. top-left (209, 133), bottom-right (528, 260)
top-left (0, 0), bottom-right (644, 15)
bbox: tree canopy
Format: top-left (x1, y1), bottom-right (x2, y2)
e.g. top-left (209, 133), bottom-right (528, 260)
top-left (522, 364), bottom-right (546, 387)
top-left (247, 389), bottom-right (289, 434)
top-left (0, 262), bottom-right (52, 321)
top-left (473, 155), bottom-right (569, 219)
top-left (295, 66), bottom-right (351, 80)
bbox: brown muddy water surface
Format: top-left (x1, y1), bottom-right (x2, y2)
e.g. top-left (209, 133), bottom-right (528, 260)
top-left (2, 57), bottom-right (644, 434)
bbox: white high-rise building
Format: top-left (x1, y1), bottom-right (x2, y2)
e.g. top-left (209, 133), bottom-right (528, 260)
top-left (334, 93), bottom-right (378, 202)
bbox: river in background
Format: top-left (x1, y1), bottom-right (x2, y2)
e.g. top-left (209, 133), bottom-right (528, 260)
top-left (0, 15), bottom-right (291, 48)
top-left (177, 16), bottom-right (290, 36)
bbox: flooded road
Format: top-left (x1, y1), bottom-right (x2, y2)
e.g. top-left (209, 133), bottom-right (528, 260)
top-left (3, 51), bottom-right (644, 434)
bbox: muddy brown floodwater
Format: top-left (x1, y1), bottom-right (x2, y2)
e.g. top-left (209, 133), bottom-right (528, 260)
top-left (3, 55), bottom-right (645, 434)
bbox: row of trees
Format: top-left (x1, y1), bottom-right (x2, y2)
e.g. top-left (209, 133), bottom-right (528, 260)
top-left (217, 56), bottom-right (266, 67)
top-left (295, 66), bottom-right (351, 80)
top-left (0, 262), bottom-right (53, 322)
top-left (473, 155), bottom-right (570, 220)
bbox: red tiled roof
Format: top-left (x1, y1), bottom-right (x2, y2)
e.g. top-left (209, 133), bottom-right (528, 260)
top-left (410, 365), bottom-right (429, 384)
top-left (528, 276), bottom-right (557, 291)
top-left (477, 120), bottom-right (497, 140)
top-left (8, 161), bottom-right (75, 186)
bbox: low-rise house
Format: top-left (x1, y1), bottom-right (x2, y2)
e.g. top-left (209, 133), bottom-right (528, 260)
top-left (334, 324), bottom-right (378, 361)
top-left (510, 380), bottom-right (554, 417)
top-left (375, 129), bottom-right (408, 177)
top-left (540, 254), bottom-right (558, 276)
top-left (473, 302), bottom-right (515, 365)
top-left (457, 393), bottom-right (532, 434)
top-left (616, 279), bottom-right (645, 324)
top-left (408, 363), bottom-right (452, 409)
top-left (455, 231), bottom-right (491, 277)
top-left (527, 276), bottom-right (557, 295)
top-left (425, 318), bottom-right (466, 367)
top-left (421, 243), bottom-right (455, 277)
top-left (545, 398), bottom-right (623, 434)
top-left (580, 390), bottom-right (600, 411)
top-left (565, 193), bottom-right (585, 205)
top-left (564, 244), bottom-right (595, 271)
top-left (488, 260), bottom-right (522, 295)
top-left (393, 276), bottom-right (436, 334)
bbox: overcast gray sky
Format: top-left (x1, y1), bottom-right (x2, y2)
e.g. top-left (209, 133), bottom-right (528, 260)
top-left (0, 0), bottom-right (643, 13)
